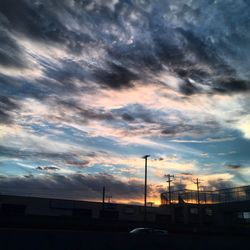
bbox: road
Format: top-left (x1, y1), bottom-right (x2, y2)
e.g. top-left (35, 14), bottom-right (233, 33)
top-left (0, 228), bottom-right (249, 250)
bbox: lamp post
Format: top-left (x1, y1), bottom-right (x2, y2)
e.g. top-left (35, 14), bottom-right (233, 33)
top-left (142, 155), bottom-right (150, 223)
top-left (102, 186), bottom-right (105, 210)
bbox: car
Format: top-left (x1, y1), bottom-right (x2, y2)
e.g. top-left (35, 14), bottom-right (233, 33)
top-left (129, 228), bottom-right (168, 235)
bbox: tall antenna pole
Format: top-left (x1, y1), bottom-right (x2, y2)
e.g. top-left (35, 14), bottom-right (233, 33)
top-left (142, 155), bottom-right (150, 223)
top-left (165, 174), bottom-right (174, 204)
top-left (102, 186), bottom-right (105, 210)
top-left (193, 178), bottom-right (201, 204)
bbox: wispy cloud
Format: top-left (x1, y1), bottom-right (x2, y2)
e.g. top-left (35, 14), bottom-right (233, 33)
top-left (171, 137), bottom-right (236, 143)
top-left (0, 0), bottom-right (250, 201)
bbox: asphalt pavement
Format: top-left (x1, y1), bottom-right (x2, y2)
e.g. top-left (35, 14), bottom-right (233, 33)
top-left (0, 228), bottom-right (249, 250)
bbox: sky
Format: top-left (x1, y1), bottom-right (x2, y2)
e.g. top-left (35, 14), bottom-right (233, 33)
top-left (0, 0), bottom-right (250, 205)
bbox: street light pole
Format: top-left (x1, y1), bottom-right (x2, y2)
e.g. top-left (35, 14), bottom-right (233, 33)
top-left (142, 155), bottom-right (150, 223)
top-left (102, 186), bottom-right (105, 210)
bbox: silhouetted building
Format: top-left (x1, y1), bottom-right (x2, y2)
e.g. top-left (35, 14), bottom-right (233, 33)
top-left (0, 185), bottom-right (250, 233)
top-left (160, 185), bottom-right (250, 230)
top-left (0, 194), bottom-right (170, 230)
top-left (161, 185), bottom-right (250, 204)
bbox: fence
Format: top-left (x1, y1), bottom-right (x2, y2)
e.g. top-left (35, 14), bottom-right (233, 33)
top-left (161, 185), bottom-right (250, 204)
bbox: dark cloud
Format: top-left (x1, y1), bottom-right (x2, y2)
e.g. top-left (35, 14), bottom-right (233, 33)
top-left (179, 80), bottom-right (201, 96)
top-left (224, 165), bottom-right (248, 183)
top-left (0, 145), bottom-right (76, 161)
top-left (0, 173), bottom-right (148, 201)
top-left (36, 166), bottom-right (60, 171)
top-left (207, 179), bottom-right (234, 190)
top-left (111, 104), bottom-right (222, 138)
top-left (0, 30), bottom-right (27, 68)
top-left (93, 62), bottom-right (138, 89)
top-left (177, 28), bottom-right (224, 71)
top-left (173, 182), bottom-right (187, 191)
top-left (180, 172), bottom-right (193, 176)
top-left (121, 113), bottom-right (135, 122)
top-left (153, 184), bottom-right (166, 197)
top-left (0, 96), bottom-right (19, 123)
top-left (0, 0), bottom-right (91, 51)
top-left (115, 104), bottom-right (156, 124)
top-left (213, 78), bottom-right (249, 93)
top-left (52, 98), bottom-right (115, 123)
top-left (65, 160), bottom-right (90, 168)
top-left (0, 0), bottom-right (250, 201)
top-left (1, 0), bottom-right (249, 95)
top-left (43, 60), bottom-right (87, 91)
top-left (226, 164), bottom-right (241, 170)
top-left (161, 121), bottom-right (221, 137)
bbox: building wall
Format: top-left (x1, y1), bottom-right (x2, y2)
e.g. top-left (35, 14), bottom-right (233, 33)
top-left (160, 201), bottom-right (250, 228)
top-left (0, 195), bottom-right (165, 223)
top-left (1, 194), bottom-right (249, 229)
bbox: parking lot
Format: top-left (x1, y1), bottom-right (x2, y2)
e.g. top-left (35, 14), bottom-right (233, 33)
top-left (1, 228), bottom-right (249, 250)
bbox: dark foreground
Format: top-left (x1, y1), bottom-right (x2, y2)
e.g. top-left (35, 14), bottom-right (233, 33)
top-left (1, 228), bottom-right (249, 250)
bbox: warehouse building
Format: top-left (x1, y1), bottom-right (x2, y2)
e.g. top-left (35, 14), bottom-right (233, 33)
top-left (160, 185), bottom-right (250, 228)
top-left (0, 185), bottom-right (249, 232)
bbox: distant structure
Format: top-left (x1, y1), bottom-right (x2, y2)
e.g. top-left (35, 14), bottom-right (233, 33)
top-left (160, 185), bottom-right (250, 230)
top-left (0, 184), bottom-right (250, 233)
top-left (161, 185), bottom-right (250, 204)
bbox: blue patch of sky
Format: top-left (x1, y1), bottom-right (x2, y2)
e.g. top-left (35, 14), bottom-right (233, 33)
top-left (25, 120), bottom-right (173, 158)
top-left (84, 163), bottom-right (115, 174)
top-left (176, 135), bottom-right (250, 166)
top-left (0, 160), bottom-right (32, 176)
top-left (84, 163), bottom-right (142, 178)
top-left (148, 136), bottom-right (202, 158)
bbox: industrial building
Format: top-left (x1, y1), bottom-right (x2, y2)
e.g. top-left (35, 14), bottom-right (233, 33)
top-left (160, 185), bottom-right (250, 230)
top-left (0, 185), bottom-right (250, 233)
top-left (0, 194), bottom-right (169, 231)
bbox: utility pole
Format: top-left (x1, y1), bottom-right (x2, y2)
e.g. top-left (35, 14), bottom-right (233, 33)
top-left (102, 186), bottom-right (105, 210)
top-left (165, 174), bottom-right (174, 204)
top-left (107, 195), bottom-right (112, 203)
top-left (193, 178), bottom-right (201, 204)
top-left (142, 155), bottom-right (150, 223)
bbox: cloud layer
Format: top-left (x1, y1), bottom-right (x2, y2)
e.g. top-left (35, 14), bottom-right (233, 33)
top-left (1, 0), bottom-right (250, 203)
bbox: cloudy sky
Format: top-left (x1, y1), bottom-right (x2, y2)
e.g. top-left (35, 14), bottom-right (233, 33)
top-left (1, 0), bottom-right (250, 205)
